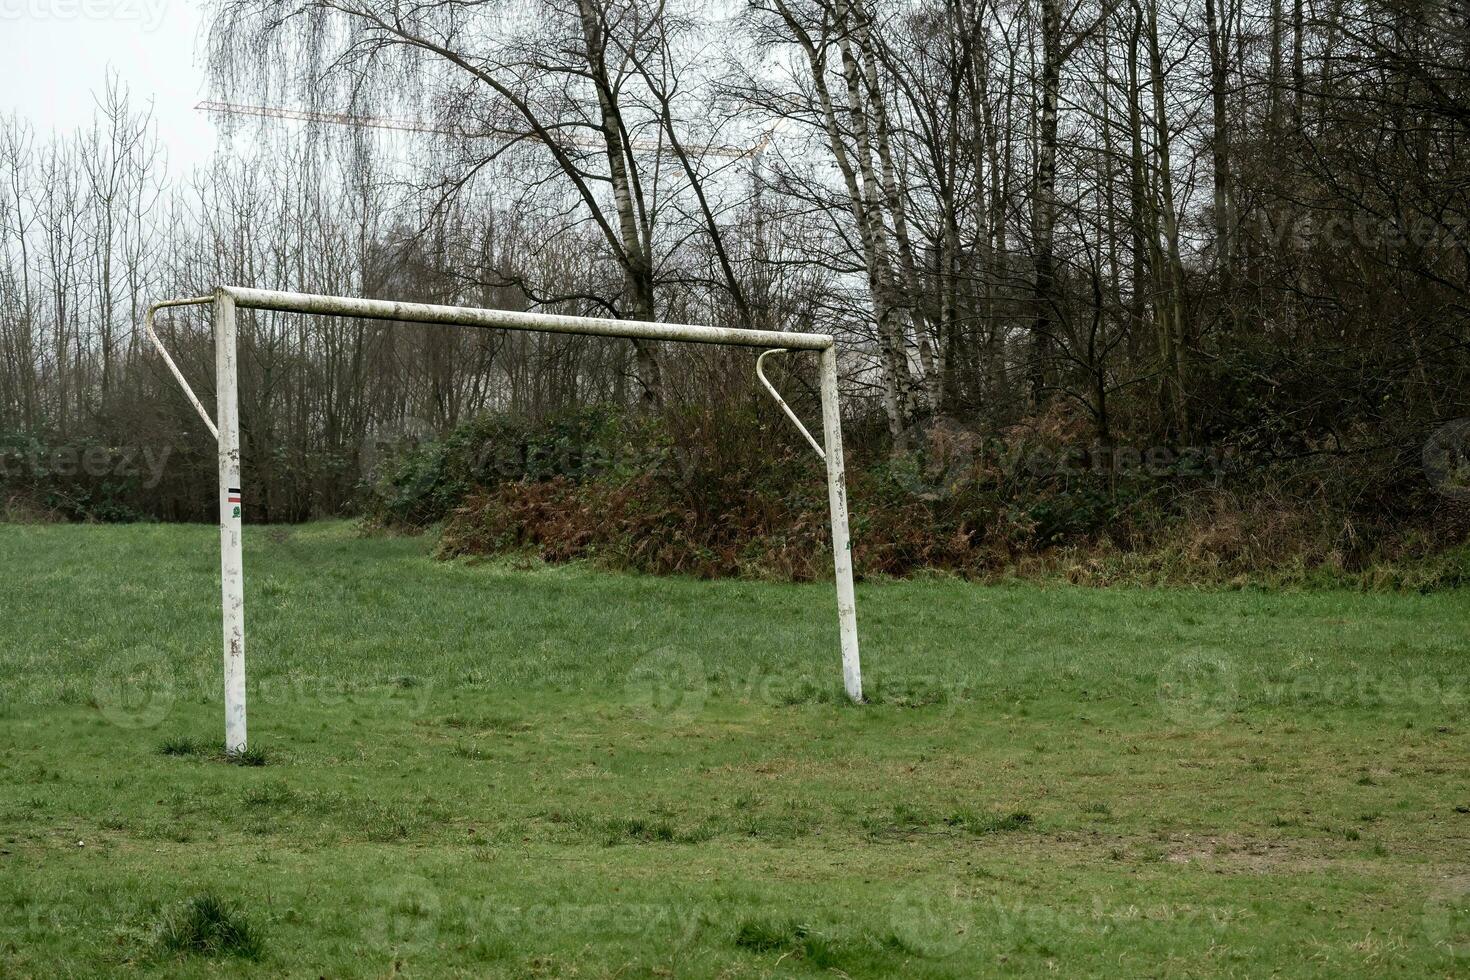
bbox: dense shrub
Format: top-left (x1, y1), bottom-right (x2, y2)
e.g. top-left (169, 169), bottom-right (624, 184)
top-left (361, 407), bottom-right (637, 529)
top-left (375, 402), bottom-right (1470, 587)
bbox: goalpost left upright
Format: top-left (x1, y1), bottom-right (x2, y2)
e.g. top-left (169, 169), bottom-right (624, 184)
top-left (214, 288), bottom-right (248, 755)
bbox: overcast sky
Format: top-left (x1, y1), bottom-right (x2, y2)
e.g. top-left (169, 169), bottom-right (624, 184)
top-left (3, 0), bottom-right (219, 172)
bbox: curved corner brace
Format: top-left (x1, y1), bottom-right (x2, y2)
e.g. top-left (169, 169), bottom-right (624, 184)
top-left (144, 296), bottom-right (219, 441)
top-left (756, 348), bottom-right (825, 460)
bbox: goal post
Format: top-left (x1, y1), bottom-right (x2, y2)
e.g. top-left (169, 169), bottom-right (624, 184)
top-left (145, 286), bottom-right (863, 755)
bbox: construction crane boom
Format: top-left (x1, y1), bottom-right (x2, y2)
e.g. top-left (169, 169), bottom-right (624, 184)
top-left (196, 100), bottom-right (765, 160)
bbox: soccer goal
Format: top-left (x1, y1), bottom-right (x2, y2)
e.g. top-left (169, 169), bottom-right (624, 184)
top-left (145, 287), bottom-right (863, 754)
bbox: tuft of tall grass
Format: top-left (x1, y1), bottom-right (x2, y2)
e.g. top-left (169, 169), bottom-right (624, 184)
top-left (156, 893), bottom-right (264, 960)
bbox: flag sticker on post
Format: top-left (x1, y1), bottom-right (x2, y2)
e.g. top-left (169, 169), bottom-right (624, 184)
top-left (227, 487), bottom-right (242, 505)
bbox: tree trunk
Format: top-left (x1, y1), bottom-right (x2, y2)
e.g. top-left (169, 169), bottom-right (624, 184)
top-left (1029, 0), bottom-right (1062, 409)
top-left (576, 0), bottom-right (662, 409)
top-left (1204, 0), bottom-right (1235, 317)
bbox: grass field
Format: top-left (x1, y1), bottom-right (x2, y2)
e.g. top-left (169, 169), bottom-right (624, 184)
top-left (1, 521), bottom-right (1468, 977)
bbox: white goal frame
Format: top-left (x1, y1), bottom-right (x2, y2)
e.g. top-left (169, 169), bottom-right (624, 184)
top-left (146, 286), bottom-right (863, 754)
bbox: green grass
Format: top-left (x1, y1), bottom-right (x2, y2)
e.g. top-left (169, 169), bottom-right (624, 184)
top-left (1, 520), bottom-right (1467, 977)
